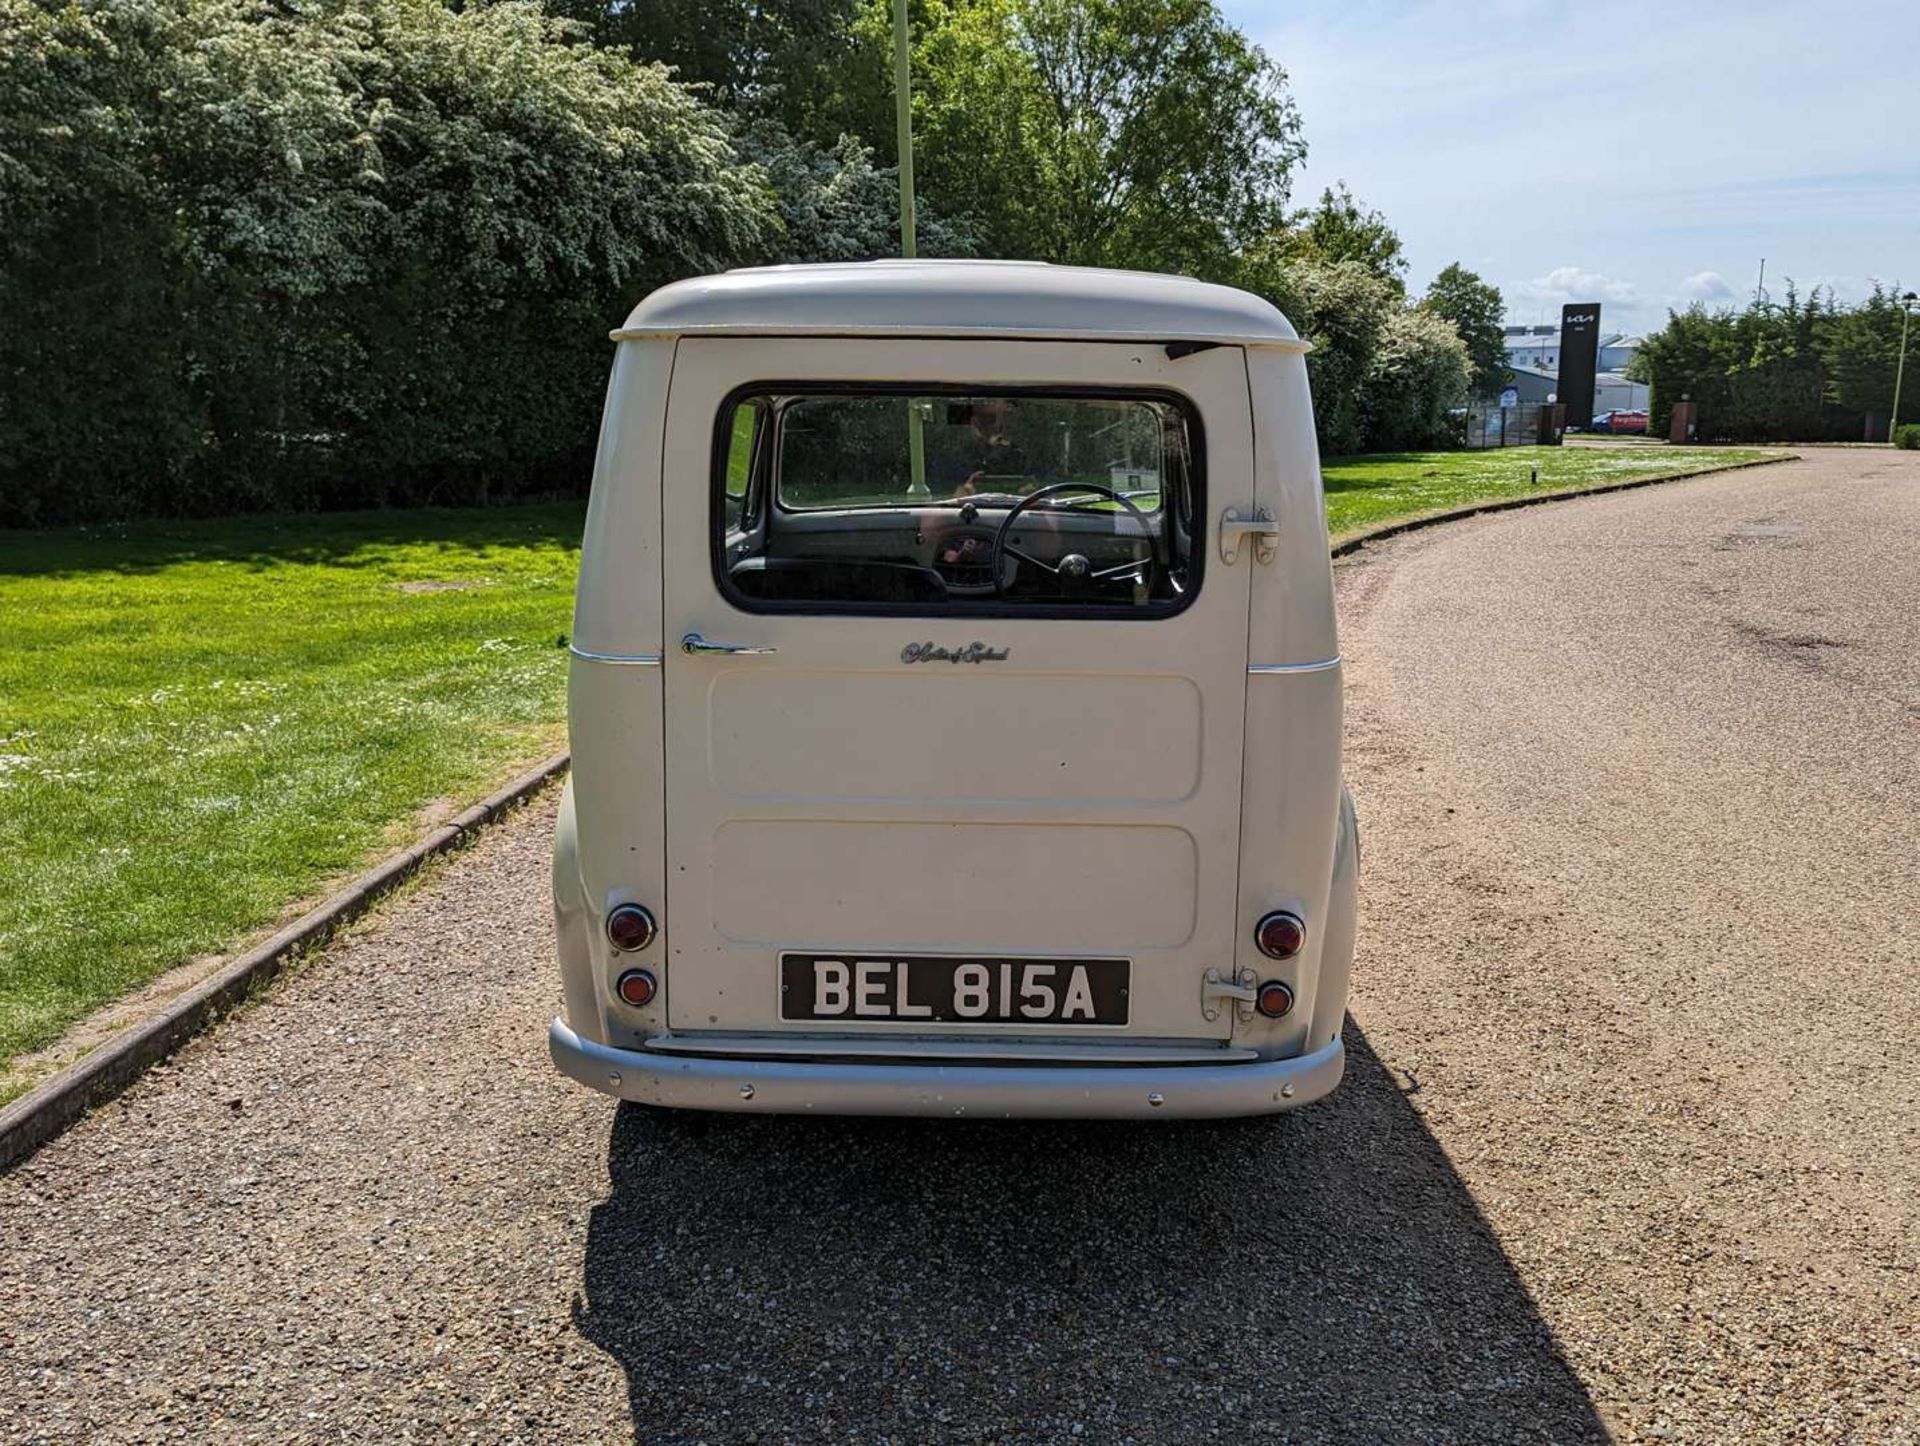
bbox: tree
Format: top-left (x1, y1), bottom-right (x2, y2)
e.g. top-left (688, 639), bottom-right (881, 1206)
top-left (734, 122), bottom-right (974, 261)
top-left (1819, 284), bottom-right (1912, 435)
top-left (895, 0), bottom-right (1306, 274)
top-left (1236, 238), bottom-right (1472, 454)
top-left (1629, 305), bottom-right (1732, 437)
top-left (320, 0), bottom-right (785, 500)
top-left (1422, 263), bottom-right (1508, 398)
top-left (543, 0), bottom-right (872, 141)
top-left (0, 0), bottom-right (784, 523)
top-left (542, 0), bottom-right (1314, 277)
top-left (1270, 184), bottom-right (1405, 291)
top-left (1234, 245), bottom-right (1395, 454)
top-left (1631, 287), bottom-right (1859, 443)
top-left (0, 0), bottom-right (378, 518)
top-left (0, 0), bottom-right (1447, 513)
top-left (1358, 307), bottom-right (1470, 450)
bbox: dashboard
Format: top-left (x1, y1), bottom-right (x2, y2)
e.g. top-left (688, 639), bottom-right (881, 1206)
top-left (725, 503), bottom-right (1171, 605)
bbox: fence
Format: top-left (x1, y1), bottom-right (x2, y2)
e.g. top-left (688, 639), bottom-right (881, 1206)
top-left (1463, 402), bottom-right (1563, 449)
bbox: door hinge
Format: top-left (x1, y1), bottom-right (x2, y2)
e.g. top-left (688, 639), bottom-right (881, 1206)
top-left (1219, 507), bottom-right (1279, 566)
top-left (1201, 967), bottom-right (1260, 1023)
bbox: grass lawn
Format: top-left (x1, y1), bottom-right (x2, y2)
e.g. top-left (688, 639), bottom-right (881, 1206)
top-left (0, 442), bottom-right (1779, 1087)
top-left (0, 507), bottom-right (582, 1085)
top-left (1322, 444), bottom-right (1776, 537)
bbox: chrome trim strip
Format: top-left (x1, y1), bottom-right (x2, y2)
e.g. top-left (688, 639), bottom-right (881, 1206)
top-left (1248, 656), bottom-right (1341, 676)
top-left (568, 645), bottom-right (662, 666)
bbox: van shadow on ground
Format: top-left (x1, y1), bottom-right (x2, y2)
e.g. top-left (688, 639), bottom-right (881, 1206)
top-left (573, 1024), bottom-right (1606, 1444)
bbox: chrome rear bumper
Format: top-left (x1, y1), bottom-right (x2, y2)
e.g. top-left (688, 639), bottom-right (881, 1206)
top-left (549, 1018), bottom-right (1344, 1119)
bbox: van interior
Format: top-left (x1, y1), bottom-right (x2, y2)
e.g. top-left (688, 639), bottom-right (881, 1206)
top-left (717, 390), bottom-right (1201, 612)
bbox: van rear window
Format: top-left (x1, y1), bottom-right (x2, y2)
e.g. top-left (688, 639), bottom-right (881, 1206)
top-left (714, 388), bottom-right (1203, 617)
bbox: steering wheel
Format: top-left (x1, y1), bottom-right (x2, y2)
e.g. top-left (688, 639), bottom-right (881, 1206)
top-left (990, 483), bottom-right (1159, 600)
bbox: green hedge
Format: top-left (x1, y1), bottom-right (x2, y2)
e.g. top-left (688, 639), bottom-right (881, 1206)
top-left (1, 0), bottom-right (1465, 521)
top-left (1630, 287), bottom-right (1909, 444)
top-left (0, 0), bottom-right (781, 525)
top-left (1895, 424), bottom-right (1920, 450)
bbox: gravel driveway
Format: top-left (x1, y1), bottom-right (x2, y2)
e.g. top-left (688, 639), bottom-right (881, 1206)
top-left (3, 451), bottom-right (1914, 1443)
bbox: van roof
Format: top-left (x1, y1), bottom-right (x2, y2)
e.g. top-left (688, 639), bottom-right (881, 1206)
top-left (612, 260), bottom-right (1305, 350)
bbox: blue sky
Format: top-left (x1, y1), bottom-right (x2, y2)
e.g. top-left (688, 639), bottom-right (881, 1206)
top-left (1223, 0), bottom-right (1918, 334)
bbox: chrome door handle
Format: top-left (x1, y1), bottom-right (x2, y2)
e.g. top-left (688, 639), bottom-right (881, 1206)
top-left (681, 632), bottom-right (777, 656)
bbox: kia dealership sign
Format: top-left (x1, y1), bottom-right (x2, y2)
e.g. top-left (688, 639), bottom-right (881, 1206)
top-left (1558, 304), bottom-right (1601, 427)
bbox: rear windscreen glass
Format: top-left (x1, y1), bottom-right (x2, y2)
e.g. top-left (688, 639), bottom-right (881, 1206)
top-left (714, 389), bottom-right (1202, 617)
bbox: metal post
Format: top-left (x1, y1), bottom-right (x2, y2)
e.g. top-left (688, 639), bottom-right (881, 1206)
top-left (1891, 295), bottom-right (1916, 442)
top-left (891, 0), bottom-right (928, 494)
top-left (892, 0), bottom-right (917, 259)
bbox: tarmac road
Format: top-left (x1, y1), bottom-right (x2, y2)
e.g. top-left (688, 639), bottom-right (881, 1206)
top-left (2, 451), bottom-right (1914, 1443)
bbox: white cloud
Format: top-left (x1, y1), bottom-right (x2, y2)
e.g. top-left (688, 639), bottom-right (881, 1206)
top-left (1509, 267), bottom-right (1640, 312)
top-left (1678, 271), bottom-right (1736, 304)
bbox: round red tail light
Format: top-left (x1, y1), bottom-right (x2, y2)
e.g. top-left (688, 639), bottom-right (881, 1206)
top-left (1255, 910), bottom-right (1306, 960)
top-left (1256, 980), bottom-right (1295, 1019)
top-left (615, 968), bottom-right (657, 1007)
top-left (606, 903), bottom-right (657, 952)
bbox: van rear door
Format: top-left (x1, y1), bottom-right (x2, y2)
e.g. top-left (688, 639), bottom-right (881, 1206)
top-left (659, 337), bottom-right (1254, 1043)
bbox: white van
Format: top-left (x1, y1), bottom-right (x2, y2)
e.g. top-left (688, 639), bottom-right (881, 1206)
top-left (549, 261), bottom-right (1358, 1118)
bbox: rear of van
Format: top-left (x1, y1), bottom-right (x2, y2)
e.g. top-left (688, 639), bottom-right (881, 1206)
top-left (549, 262), bottom-right (1357, 1118)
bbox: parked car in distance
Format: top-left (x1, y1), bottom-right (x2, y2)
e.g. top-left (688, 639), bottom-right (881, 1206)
top-left (1591, 409), bottom-right (1649, 434)
top-left (549, 260), bottom-right (1359, 1119)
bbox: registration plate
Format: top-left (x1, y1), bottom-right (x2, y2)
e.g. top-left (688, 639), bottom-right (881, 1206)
top-left (780, 954), bottom-right (1130, 1026)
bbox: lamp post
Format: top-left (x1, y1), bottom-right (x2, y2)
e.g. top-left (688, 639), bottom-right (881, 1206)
top-left (891, 0), bottom-right (917, 259)
top-left (1892, 291), bottom-right (1919, 442)
top-left (891, 0), bottom-right (928, 494)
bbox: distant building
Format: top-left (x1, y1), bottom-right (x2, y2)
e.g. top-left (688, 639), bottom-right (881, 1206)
top-left (1598, 335), bottom-right (1642, 372)
top-left (1504, 366), bottom-right (1559, 404)
top-left (1503, 324), bottom-right (1560, 372)
top-left (1501, 326), bottom-right (1642, 378)
top-left (1497, 364), bottom-right (1649, 419)
top-left (1593, 372), bottom-right (1649, 416)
